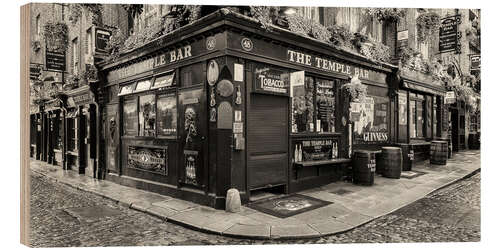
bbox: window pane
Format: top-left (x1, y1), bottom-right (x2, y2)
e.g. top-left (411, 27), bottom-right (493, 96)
top-left (292, 76), bottom-right (314, 133)
top-left (123, 98), bottom-right (138, 136)
top-left (353, 96), bottom-right (389, 143)
top-left (139, 94), bottom-right (156, 137)
top-left (315, 79), bottom-right (335, 133)
top-left (157, 94), bottom-right (177, 136)
top-left (416, 100), bottom-right (424, 138)
top-left (410, 100), bottom-right (416, 138)
top-left (433, 96), bottom-right (437, 137)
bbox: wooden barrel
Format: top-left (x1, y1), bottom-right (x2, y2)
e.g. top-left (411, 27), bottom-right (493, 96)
top-left (352, 150), bottom-right (376, 186)
top-left (381, 147), bottom-right (402, 179)
top-left (430, 141), bottom-right (448, 165)
top-left (397, 144), bottom-right (414, 171)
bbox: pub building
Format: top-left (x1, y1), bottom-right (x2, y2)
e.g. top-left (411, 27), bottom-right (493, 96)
top-left (64, 85), bottom-right (100, 178)
top-left (29, 104), bottom-right (43, 161)
top-left (396, 71), bottom-right (448, 165)
top-left (97, 9), bottom-right (399, 209)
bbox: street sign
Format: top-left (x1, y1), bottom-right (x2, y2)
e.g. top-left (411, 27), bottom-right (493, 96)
top-left (444, 91), bottom-right (456, 104)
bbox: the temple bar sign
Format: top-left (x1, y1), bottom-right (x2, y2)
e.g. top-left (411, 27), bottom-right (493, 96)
top-left (286, 49), bottom-right (370, 79)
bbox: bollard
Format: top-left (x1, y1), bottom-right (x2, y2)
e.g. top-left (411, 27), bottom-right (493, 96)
top-left (225, 188), bottom-right (241, 213)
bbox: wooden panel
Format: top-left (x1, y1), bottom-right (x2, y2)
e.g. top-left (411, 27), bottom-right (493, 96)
top-left (248, 94), bottom-right (288, 189)
top-left (248, 153), bottom-right (287, 188)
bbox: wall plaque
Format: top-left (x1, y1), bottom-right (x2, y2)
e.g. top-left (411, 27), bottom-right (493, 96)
top-left (217, 79), bottom-right (234, 97)
top-left (207, 60), bottom-right (219, 86)
top-left (128, 146), bottom-right (167, 175)
top-left (217, 101), bottom-right (233, 129)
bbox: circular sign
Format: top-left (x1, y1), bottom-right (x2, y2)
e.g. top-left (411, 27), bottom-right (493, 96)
top-left (241, 37), bottom-right (253, 52)
top-left (216, 79), bottom-right (234, 97)
top-left (206, 36), bottom-right (216, 51)
top-left (207, 60), bottom-right (219, 86)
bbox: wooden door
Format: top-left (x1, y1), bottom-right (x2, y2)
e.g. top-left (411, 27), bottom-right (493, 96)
top-left (248, 94), bottom-right (288, 190)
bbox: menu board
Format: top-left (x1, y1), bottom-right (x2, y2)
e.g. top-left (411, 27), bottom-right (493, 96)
top-left (316, 79), bottom-right (335, 132)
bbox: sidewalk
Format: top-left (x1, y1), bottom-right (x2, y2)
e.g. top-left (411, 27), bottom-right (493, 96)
top-left (30, 150), bottom-right (480, 240)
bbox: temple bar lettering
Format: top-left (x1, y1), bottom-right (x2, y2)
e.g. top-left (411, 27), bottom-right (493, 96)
top-left (286, 49), bottom-right (370, 79)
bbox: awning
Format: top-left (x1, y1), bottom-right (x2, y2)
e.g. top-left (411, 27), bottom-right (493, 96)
top-left (134, 78), bottom-right (152, 93)
top-left (151, 71), bottom-right (175, 90)
top-left (118, 82), bottom-right (137, 96)
top-left (66, 109), bottom-right (79, 118)
top-left (401, 79), bottom-right (447, 96)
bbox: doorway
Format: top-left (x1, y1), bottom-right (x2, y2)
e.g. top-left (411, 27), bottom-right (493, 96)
top-left (247, 94), bottom-right (288, 191)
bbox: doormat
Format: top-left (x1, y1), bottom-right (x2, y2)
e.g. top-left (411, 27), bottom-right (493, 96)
top-left (400, 170), bottom-right (427, 179)
top-left (246, 194), bottom-right (332, 218)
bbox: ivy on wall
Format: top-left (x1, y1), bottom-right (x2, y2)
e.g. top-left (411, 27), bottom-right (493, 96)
top-left (43, 22), bottom-right (68, 52)
top-left (68, 3), bottom-right (103, 26)
top-left (416, 12), bottom-right (440, 42)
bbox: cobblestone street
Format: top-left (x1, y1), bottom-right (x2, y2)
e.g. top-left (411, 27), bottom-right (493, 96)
top-left (30, 170), bottom-right (480, 247)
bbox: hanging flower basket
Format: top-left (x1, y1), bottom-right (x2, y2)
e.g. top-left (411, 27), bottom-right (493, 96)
top-left (416, 12), bottom-right (441, 42)
top-left (342, 75), bottom-right (367, 102)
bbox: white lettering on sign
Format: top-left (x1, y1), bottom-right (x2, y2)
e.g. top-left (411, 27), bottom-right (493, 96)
top-left (362, 132), bottom-right (388, 142)
top-left (287, 49), bottom-right (370, 79)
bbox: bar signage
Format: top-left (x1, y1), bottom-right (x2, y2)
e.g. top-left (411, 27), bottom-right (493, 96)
top-left (128, 146), bottom-right (167, 175)
top-left (470, 54), bottom-right (480, 71)
top-left (439, 15), bottom-right (461, 53)
top-left (254, 67), bottom-right (290, 95)
top-left (295, 138), bottom-right (335, 161)
top-left (95, 28), bottom-right (112, 54)
top-left (286, 49), bottom-right (370, 79)
top-left (72, 92), bottom-right (95, 106)
top-left (30, 64), bottom-right (42, 80)
top-left (46, 49), bottom-right (66, 72)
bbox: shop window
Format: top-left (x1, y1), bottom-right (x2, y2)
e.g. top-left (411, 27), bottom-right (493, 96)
top-left (139, 94), bottom-right (156, 137)
top-left (353, 95), bottom-right (390, 144)
top-left (410, 94), bottom-right (426, 139)
top-left (123, 97), bottom-right (138, 136)
top-left (157, 94), bottom-right (177, 136)
top-left (416, 99), bottom-right (424, 138)
top-left (180, 63), bottom-right (204, 87)
top-left (67, 117), bottom-right (77, 152)
top-left (291, 76), bottom-right (315, 133)
top-left (398, 91), bottom-right (408, 141)
top-left (55, 116), bottom-right (63, 150)
top-left (315, 79), bottom-right (335, 133)
top-left (433, 96), bottom-right (438, 137)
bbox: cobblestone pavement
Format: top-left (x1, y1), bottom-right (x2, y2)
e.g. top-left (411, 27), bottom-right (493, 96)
top-left (30, 171), bottom-right (480, 247)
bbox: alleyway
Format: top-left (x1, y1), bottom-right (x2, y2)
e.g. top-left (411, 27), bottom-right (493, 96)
top-left (30, 168), bottom-right (480, 247)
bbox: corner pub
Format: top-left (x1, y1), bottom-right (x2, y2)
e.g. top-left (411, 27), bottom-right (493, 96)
top-left (98, 9), bottom-right (405, 209)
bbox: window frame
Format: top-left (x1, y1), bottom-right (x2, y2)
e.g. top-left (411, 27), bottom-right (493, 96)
top-left (291, 74), bottom-right (339, 135)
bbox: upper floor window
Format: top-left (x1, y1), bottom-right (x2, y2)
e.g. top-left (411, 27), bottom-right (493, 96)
top-left (297, 7), bottom-right (320, 23)
top-left (86, 28), bottom-right (93, 55)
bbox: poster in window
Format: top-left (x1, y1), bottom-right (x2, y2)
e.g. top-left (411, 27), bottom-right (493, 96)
top-left (353, 96), bottom-right (389, 144)
top-left (316, 79), bottom-right (335, 133)
top-left (157, 95), bottom-right (177, 136)
top-left (123, 99), bottom-right (138, 136)
top-left (399, 93), bottom-right (407, 125)
top-left (139, 94), bottom-right (156, 137)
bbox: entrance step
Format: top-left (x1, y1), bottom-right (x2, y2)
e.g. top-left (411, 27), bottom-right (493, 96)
top-left (249, 190), bottom-right (279, 202)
